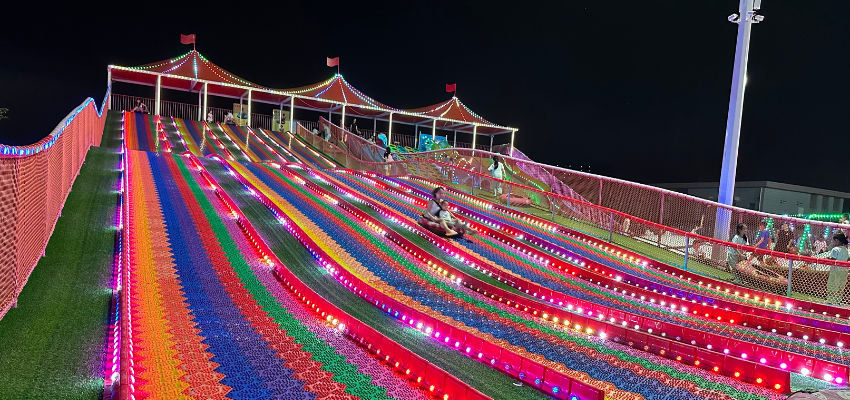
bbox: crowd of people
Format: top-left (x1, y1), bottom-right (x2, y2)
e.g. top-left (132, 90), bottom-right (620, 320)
top-left (725, 220), bottom-right (850, 304)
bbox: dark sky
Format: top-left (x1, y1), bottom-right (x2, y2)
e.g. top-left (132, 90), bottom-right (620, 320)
top-left (1, 1), bottom-right (847, 191)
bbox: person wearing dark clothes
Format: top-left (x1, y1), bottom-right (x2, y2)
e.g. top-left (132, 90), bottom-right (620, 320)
top-left (774, 222), bottom-right (795, 253)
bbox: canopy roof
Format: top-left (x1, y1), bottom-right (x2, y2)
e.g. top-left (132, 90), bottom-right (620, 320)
top-left (109, 50), bottom-right (515, 134)
top-left (276, 74), bottom-right (400, 118)
top-left (396, 97), bottom-right (506, 135)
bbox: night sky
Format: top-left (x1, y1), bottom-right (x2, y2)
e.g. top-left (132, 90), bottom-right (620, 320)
top-left (1, 1), bottom-right (847, 191)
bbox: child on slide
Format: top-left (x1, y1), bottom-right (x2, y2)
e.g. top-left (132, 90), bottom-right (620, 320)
top-left (438, 200), bottom-right (476, 237)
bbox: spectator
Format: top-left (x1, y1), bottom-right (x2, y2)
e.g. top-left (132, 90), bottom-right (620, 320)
top-left (132, 100), bottom-right (149, 114)
top-left (774, 222), bottom-right (795, 253)
top-left (383, 147), bottom-right (394, 175)
top-left (747, 221), bottom-right (770, 262)
top-left (206, 110), bottom-right (214, 124)
top-left (689, 215), bottom-right (705, 257)
top-left (814, 235), bottom-right (830, 255)
top-left (727, 223), bottom-right (748, 278)
top-left (488, 155), bottom-right (505, 197)
top-left (826, 233), bottom-right (850, 304)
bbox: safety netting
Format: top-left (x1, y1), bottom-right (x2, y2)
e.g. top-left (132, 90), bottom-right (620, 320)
top-left (0, 89), bottom-right (109, 318)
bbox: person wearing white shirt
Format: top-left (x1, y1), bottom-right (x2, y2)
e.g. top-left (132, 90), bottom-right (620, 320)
top-left (826, 233), bottom-right (849, 304)
top-left (488, 155), bottom-right (505, 197)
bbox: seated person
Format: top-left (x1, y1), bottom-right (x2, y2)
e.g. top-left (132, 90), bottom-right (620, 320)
top-left (223, 112), bottom-right (236, 125)
top-left (437, 199), bottom-right (476, 236)
top-left (132, 100), bottom-right (149, 114)
top-left (437, 200), bottom-right (458, 236)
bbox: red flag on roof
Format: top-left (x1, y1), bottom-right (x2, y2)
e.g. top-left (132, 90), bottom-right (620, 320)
top-left (446, 83), bottom-right (456, 93)
top-left (327, 57), bottom-right (339, 67)
top-left (180, 34), bottom-right (196, 45)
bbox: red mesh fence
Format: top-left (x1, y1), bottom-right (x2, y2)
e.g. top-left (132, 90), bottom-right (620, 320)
top-left (280, 119), bottom-right (850, 306)
top-left (0, 92), bottom-right (108, 319)
top-left (329, 148), bottom-right (850, 305)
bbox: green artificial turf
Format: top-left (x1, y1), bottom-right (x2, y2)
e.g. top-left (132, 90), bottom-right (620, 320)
top-left (100, 110), bottom-right (125, 149)
top-left (204, 160), bottom-right (548, 400)
top-left (0, 140), bottom-right (120, 399)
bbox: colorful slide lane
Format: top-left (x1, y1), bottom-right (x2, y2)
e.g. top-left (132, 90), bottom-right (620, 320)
top-left (124, 150), bottom-right (423, 400)
top-left (328, 170), bottom-right (848, 387)
top-left (306, 167), bottom-right (813, 393)
top-left (174, 118), bottom-right (217, 158)
top-left (255, 128), bottom-right (302, 163)
top-left (207, 123), bottom-right (252, 162)
top-left (123, 112), bottom-right (158, 152)
top-left (273, 130), bottom-right (340, 169)
top-left (199, 158), bottom-right (551, 400)
top-left (219, 124), bottom-right (263, 162)
top-left (221, 160), bottom-right (794, 400)
top-left (160, 116), bottom-right (190, 154)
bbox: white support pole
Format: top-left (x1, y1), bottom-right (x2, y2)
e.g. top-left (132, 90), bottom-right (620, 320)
top-left (414, 124), bottom-right (419, 150)
top-left (453, 130), bottom-right (457, 147)
top-left (155, 75), bottom-right (161, 116)
top-left (341, 105), bottom-right (346, 130)
top-left (247, 89), bottom-right (252, 127)
top-left (107, 68), bottom-right (112, 110)
top-left (373, 118), bottom-right (377, 139)
top-left (198, 88), bottom-right (203, 121)
top-left (510, 129), bottom-right (516, 157)
top-left (388, 112), bottom-right (394, 146)
top-left (289, 98), bottom-right (295, 133)
top-left (716, 0), bottom-right (760, 239)
top-left (328, 108), bottom-right (332, 121)
top-left (203, 83), bottom-right (208, 122)
top-left (471, 125), bottom-right (478, 156)
top-left (489, 135), bottom-right (494, 152)
top-left (432, 119), bottom-right (436, 139)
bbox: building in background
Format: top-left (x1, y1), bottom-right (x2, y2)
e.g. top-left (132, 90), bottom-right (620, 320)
top-left (655, 181), bottom-right (850, 215)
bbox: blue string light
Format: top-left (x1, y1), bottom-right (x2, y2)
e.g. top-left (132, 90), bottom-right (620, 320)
top-left (0, 85), bottom-right (110, 157)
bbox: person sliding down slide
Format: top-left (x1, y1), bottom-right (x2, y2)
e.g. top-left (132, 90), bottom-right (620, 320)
top-left (438, 200), bottom-right (476, 237)
top-left (418, 187), bottom-right (475, 238)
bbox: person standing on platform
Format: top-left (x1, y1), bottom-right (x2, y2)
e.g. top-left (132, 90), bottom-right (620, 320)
top-left (774, 222), bottom-right (794, 253)
top-left (748, 221), bottom-right (770, 263)
top-left (826, 233), bottom-right (850, 304)
top-left (488, 155), bottom-right (505, 197)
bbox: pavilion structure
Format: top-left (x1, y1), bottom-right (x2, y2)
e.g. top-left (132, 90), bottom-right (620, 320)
top-left (109, 49), bottom-right (518, 154)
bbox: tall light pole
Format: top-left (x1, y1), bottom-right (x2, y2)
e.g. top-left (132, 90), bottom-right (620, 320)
top-left (715, 0), bottom-right (764, 239)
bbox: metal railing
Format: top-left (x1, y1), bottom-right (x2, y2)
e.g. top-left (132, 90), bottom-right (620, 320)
top-left (113, 94), bottom-right (271, 130)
